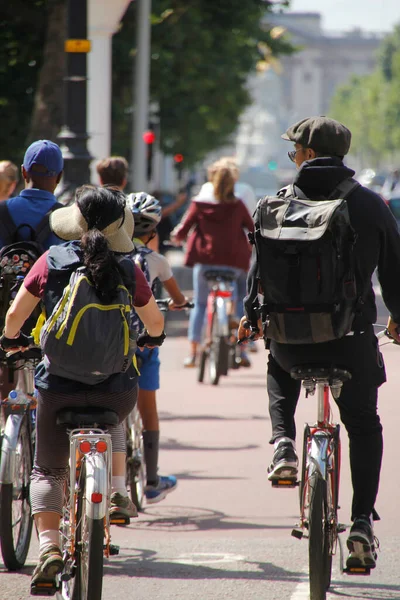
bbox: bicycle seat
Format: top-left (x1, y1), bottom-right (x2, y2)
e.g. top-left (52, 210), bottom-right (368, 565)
top-left (290, 365), bottom-right (352, 383)
top-left (56, 407), bottom-right (120, 428)
top-left (204, 269), bottom-right (236, 282)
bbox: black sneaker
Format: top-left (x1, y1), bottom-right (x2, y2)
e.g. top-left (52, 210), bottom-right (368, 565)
top-left (346, 515), bottom-right (378, 569)
top-left (267, 441), bottom-right (298, 481)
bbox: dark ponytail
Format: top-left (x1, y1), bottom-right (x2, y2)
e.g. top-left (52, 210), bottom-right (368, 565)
top-left (80, 229), bottom-right (121, 302)
top-left (75, 185), bottom-right (128, 302)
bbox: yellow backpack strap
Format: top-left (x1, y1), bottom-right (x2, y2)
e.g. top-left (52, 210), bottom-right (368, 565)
top-left (132, 353), bottom-right (140, 376)
top-left (31, 306), bottom-right (46, 346)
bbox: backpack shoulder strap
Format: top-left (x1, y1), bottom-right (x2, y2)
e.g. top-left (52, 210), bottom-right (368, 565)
top-left (34, 202), bottom-right (63, 246)
top-left (328, 177), bottom-right (360, 200)
top-left (0, 203), bottom-right (17, 246)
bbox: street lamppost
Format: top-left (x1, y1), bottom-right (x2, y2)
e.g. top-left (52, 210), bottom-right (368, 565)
top-left (57, 0), bottom-right (92, 203)
top-left (131, 0), bottom-right (152, 191)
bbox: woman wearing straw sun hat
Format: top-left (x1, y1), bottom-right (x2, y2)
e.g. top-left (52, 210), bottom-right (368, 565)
top-left (0, 184), bottom-right (165, 590)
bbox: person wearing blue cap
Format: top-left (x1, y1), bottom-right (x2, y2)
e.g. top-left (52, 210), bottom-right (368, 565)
top-left (0, 141), bottom-right (65, 401)
top-left (0, 140), bottom-right (64, 249)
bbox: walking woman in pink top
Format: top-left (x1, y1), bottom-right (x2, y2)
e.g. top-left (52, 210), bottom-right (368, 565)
top-left (172, 160), bottom-right (254, 367)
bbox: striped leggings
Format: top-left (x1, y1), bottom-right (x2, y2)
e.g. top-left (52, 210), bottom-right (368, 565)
top-left (30, 386), bottom-right (137, 516)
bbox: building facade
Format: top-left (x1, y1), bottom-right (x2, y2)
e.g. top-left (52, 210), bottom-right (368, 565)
top-left (232, 12), bottom-right (383, 188)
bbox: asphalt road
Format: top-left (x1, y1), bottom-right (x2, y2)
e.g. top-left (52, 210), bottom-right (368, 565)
top-left (1, 282), bottom-right (399, 600)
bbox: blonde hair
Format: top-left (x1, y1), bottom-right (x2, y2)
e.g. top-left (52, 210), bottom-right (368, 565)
top-left (0, 161), bottom-right (18, 198)
top-left (211, 163), bottom-right (236, 204)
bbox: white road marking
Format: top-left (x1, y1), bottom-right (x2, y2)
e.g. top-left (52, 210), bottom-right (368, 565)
top-left (290, 578), bottom-right (311, 599)
top-left (170, 552), bottom-right (245, 565)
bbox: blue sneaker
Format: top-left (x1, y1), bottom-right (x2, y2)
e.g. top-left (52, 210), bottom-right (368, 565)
top-left (145, 475), bottom-right (177, 504)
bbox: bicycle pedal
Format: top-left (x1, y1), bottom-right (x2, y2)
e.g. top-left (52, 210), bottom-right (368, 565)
top-left (30, 581), bottom-right (58, 596)
top-left (108, 543), bottom-right (120, 555)
top-left (343, 566), bottom-right (371, 576)
top-left (271, 478), bottom-right (299, 488)
top-left (110, 514), bottom-right (130, 526)
top-left (337, 523), bottom-right (347, 533)
top-left (291, 528), bottom-right (304, 540)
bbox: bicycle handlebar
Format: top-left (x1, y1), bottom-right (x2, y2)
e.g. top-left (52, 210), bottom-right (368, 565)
top-left (377, 328), bottom-right (400, 344)
top-left (237, 321), bottom-right (260, 345)
top-left (0, 334), bottom-right (39, 358)
top-left (156, 299), bottom-right (194, 312)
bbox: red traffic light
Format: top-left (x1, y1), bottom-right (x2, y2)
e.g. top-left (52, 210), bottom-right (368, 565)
top-left (142, 130), bottom-right (156, 144)
top-left (174, 153), bottom-right (184, 163)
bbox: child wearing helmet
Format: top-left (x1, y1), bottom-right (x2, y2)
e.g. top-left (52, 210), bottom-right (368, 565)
top-left (127, 192), bottom-right (189, 503)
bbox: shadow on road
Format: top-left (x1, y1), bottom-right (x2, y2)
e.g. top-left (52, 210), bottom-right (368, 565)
top-left (159, 411), bottom-right (268, 422)
top-left (328, 579), bottom-right (400, 599)
top-left (160, 438), bottom-right (259, 452)
top-left (172, 470), bottom-right (244, 481)
top-left (103, 547), bottom-right (304, 583)
top-left (130, 505), bottom-right (295, 534)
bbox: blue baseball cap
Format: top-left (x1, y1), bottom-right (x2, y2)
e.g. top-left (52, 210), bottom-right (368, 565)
top-left (23, 140), bottom-right (64, 177)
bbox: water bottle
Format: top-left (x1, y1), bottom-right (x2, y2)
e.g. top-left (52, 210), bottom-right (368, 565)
top-left (7, 389), bottom-right (27, 405)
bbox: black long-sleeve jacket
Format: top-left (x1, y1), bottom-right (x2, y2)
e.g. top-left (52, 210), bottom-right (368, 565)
top-left (245, 157), bottom-right (400, 328)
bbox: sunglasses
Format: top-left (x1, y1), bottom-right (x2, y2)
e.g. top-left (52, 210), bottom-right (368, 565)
top-left (288, 148), bottom-right (302, 163)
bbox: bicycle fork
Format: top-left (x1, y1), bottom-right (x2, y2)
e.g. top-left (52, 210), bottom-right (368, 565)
top-left (0, 412), bottom-right (30, 486)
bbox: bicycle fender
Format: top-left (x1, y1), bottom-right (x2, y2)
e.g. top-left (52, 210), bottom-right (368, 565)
top-left (308, 432), bottom-right (330, 480)
top-left (216, 297), bottom-right (230, 336)
top-left (0, 414), bottom-right (25, 485)
top-left (84, 453), bottom-right (108, 520)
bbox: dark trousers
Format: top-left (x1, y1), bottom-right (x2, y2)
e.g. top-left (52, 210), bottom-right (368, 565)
top-left (267, 328), bottom-right (385, 521)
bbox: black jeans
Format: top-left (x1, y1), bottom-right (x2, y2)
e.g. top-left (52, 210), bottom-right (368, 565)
top-left (267, 327), bottom-right (385, 521)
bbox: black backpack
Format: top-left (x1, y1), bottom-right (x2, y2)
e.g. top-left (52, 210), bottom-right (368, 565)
top-left (0, 202), bottom-right (62, 330)
top-left (247, 177), bottom-right (361, 344)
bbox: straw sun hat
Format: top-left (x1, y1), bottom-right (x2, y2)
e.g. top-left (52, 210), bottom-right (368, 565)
top-left (50, 202), bottom-right (134, 253)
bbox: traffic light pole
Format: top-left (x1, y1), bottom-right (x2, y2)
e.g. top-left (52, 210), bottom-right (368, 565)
top-left (131, 0), bottom-right (152, 191)
top-left (57, 0), bottom-right (92, 203)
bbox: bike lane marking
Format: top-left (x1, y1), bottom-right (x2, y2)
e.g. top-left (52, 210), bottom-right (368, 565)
top-left (290, 578), bottom-right (311, 599)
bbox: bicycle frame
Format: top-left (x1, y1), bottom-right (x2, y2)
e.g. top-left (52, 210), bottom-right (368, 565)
top-left (294, 381), bottom-right (340, 530)
top-left (306, 382), bottom-right (340, 484)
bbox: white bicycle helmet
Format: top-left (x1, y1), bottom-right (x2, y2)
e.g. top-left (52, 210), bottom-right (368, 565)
top-left (126, 192), bottom-right (162, 235)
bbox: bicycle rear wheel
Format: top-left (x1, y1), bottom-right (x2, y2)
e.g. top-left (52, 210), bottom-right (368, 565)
top-left (75, 465), bottom-right (104, 600)
top-left (308, 471), bottom-right (331, 600)
top-left (0, 417), bottom-right (33, 570)
top-left (324, 427), bottom-right (340, 590)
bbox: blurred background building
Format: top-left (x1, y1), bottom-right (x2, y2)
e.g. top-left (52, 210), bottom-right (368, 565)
top-left (202, 11), bottom-right (384, 197)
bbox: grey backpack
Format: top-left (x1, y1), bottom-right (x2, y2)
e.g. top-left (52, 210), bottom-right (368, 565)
top-left (40, 267), bottom-right (137, 384)
top-left (248, 177), bottom-right (361, 344)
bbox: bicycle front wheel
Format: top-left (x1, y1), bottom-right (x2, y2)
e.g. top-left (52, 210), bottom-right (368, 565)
top-left (0, 417), bottom-right (33, 570)
top-left (308, 471), bottom-right (331, 600)
top-left (126, 410), bottom-right (146, 511)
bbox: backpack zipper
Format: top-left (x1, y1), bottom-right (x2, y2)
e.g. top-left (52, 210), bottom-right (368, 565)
top-left (54, 274), bottom-right (132, 355)
top-left (65, 303), bottom-right (130, 354)
top-left (44, 284), bottom-right (71, 334)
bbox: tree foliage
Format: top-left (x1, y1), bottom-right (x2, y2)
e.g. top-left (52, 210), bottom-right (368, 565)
top-left (0, 1), bottom-right (49, 163)
top-left (330, 24), bottom-right (400, 168)
top-left (1, 1), bottom-right (293, 169)
top-left (112, 0), bottom-right (293, 166)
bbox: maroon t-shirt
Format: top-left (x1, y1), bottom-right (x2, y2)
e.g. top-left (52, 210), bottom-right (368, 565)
top-left (24, 251), bottom-right (152, 306)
